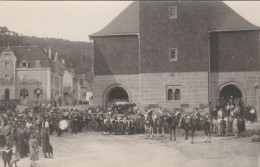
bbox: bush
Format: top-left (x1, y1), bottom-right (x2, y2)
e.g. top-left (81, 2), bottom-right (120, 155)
top-left (251, 135), bottom-right (260, 142)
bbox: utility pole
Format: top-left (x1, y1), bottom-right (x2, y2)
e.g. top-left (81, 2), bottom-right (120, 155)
top-left (80, 49), bottom-right (83, 64)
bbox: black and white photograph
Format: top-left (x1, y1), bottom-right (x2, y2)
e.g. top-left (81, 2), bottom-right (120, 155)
top-left (0, 1), bottom-right (260, 167)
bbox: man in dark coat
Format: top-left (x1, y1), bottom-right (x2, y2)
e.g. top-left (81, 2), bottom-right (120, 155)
top-left (17, 126), bottom-right (27, 158)
top-left (42, 128), bottom-right (53, 158)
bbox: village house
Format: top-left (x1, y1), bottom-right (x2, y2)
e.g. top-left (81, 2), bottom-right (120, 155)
top-left (90, 1), bottom-right (260, 121)
top-left (0, 46), bottom-right (64, 105)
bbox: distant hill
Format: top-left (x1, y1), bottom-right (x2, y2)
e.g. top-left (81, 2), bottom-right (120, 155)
top-left (0, 26), bottom-right (93, 83)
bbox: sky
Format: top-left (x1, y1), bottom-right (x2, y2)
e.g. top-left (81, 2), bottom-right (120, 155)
top-left (0, 1), bottom-right (260, 42)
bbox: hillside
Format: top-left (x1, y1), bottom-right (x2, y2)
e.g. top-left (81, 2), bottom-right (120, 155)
top-left (0, 26), bottom-right (93, 83)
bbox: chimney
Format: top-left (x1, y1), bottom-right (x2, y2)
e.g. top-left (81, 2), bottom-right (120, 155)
top-left (48, 47), bottom-right (52, 60)
top-left (43, 47), bottom-right (48, 55)
top-left (62, 58), bottom-right (65, 65)
top-left (54, 52), bottom-right (58, 61)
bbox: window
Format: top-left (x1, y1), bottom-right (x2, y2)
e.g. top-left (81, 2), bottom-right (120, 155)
top-left (34, 89), bottom-right (43, 99)
top-left (169, 48), bottom-right (178, 61)
top-left (167, 85), bottom-right (181, 101)
top-left (20, 89), bottom-right (29, 99)
top-left (4, 74), bottom-right (10, 82)
top-left (5, 62), bottom-right (10, 70)
top-left (168, 89), bottom-right (174, 101)
top-left (21, 61), bottom-right (28, 68)
top-left (35, 60), bottom-right (41, 68)
top-left (169, 6), bottom-right (177, 19)
top-left (174, 89), bottom-right (180, 100)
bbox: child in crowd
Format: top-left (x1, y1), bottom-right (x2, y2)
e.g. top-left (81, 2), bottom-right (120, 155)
top-left (11, 141), bottom-right (20, 167)
top-left (219, 117), bottom-right (226, 136)
top-left (29, 138), bottom-right (39, 167)
top-left (225, 116), bottom-right (231, 136)
top-left (2, 145), bottom-right (12, 167)
top-left (212, 118), bottom-right (218, 136)
top-left (233, 117), bottom-right (239, 138)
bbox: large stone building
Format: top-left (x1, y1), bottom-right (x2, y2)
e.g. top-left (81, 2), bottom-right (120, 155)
top-left (90, 1), bottom-right (260, 121)
top-left (0, 46), bottom-right (64, 105)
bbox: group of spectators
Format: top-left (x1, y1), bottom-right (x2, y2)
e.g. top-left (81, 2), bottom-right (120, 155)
top-left (211, 96), bottom-right (257, 138)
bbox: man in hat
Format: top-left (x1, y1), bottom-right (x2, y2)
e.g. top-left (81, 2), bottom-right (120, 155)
top-left (3, 121), bottom-right (12, 146)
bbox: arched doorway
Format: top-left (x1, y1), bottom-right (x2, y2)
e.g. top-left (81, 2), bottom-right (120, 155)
top-left (219, 85), bottom-right (242, 99)
top-left (104, 85), bottom-right (131, 104)
top-left (5, 89), bottom-right (9, 100)
top-left (217, 82), bottom-right (246, 107)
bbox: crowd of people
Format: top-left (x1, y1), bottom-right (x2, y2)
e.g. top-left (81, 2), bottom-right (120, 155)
top-left (0, 100), bottom-right (143, 167)
top-left (210, 96), bottom-right (257, 138)
top-left (0, 97), bottom-right (258, 166)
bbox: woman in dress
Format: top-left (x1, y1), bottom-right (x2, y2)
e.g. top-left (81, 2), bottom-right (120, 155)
top-left (11, 141), bottom-right (20, 167)
top-left (28, 137), bottom-right (39, 167)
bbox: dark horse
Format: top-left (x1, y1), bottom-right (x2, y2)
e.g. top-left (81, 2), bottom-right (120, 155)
top-left (165, 114), bottom-right (181, 141)
top-left (195, 113), bottom-right (211, 143)
top-left (179, 115), bottom-right (197, 143)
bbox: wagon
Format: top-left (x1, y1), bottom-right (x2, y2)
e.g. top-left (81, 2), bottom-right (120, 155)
top-left (87, 112), bottom-right (108, 131)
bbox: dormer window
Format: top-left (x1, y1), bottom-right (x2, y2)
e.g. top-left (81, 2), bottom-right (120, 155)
top-left (35, 60), bottom-right (41, 68)
top-left (20, 61), bottom-right (28, 68)
top-left (169, 6), bottom-right (177, 19)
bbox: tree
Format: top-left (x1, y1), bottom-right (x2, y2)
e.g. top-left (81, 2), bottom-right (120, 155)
top-left (0, 26), bottom-right (23, 46)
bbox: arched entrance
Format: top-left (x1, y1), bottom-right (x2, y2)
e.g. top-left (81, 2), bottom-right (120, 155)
top-left (104, 85), bottom-right (131, 104)
top-left (217, 82), bottom-right (246, 105)
top-left (5, 89), bottom-right (9, 100)
top-left (219, 85), bottom-right (242, 99)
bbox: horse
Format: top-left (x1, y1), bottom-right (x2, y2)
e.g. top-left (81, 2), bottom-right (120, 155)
top-left (144, 111), bottom-right (153, 139)
top-left (179, 114), bottom-right (196, 143)
top-left (195, 113), bottom-right (211, 143)
top-left (152, 114), bottom-right (167, 140)
top-left (165, 114), bottom-right (180, 141)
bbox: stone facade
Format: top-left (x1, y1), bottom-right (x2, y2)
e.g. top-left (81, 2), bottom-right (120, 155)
top-left (0, 48), bottom-right (16, 100)
top-left (91, 2), bottom-right (260, 120)
top-left (16, 69), bottom-right (49, 104)
top-left (0, 46), bottom-right (64, 105)
top-left (93, 74), bottom-right (140, 106)
top-left (93, 72), bottom-right (208, 112)
top-left (210, 71), bottom-right (260, 109)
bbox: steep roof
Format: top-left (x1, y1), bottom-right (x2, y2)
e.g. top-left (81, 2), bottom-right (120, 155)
top-left (0, 46), bottom-right (49, 62)
top-left (90, 2), bottom-right (140, 37)
top-left (207, 2), bottom-right (259, 31)
top-left (90, 1), bottom-right (259, 37)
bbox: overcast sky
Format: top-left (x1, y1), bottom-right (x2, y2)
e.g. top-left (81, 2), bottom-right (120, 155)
top-left (0, 1), bottom-right (259, 42)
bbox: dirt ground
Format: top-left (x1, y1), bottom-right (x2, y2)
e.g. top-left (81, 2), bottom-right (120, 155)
top-left (2, 130), bottom-right (260, 167)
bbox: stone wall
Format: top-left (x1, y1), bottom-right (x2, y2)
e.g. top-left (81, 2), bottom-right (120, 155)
top-left (139, 72), bottom-right (208, 112)
top-left (94, 72), bottom-right (208, 112)
top-left (209, 71), bottom-right (260, 108)
top-left (16, 70), bottom-right (48, 104)
top-left (93, 74), bottom-right (140, 106)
